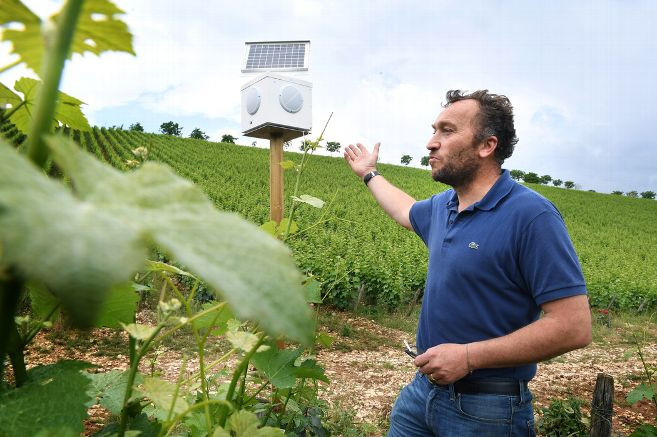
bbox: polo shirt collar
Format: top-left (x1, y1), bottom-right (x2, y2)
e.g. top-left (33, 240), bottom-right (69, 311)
top-left (444, 169), bottom-right (515, 212)
top-left (473, 169), bottom-right (514, 211)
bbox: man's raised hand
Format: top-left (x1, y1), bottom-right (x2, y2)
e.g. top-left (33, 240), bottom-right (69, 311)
top-left (344, 142), bottom-right (380, 179)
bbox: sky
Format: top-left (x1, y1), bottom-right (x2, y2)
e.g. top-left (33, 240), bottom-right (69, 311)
top-left (3, 0), bottom-right (657, 194)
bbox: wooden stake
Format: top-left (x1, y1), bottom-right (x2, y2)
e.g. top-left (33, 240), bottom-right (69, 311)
top-left (590, 373), bottom-right (614, 437)
top-left (269, 136), bottom-right (284, 223)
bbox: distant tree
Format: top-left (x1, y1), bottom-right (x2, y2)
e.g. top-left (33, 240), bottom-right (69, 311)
top-left (326, 141), bottom-right (341, 153)
top-left (552, 179), bottom-right (563, 187)
top-left (640, 191), bottom-right (656, 199)
top-left (564, 181), bottom-right (575, 189)
top-left (420, 156), bottom-right (430, 167)
top-left (401, 154), bottom-right (412, 165)
top-left (129, 122), bottom-right (144, 132)
top-left (611, 190), bottom-right (623, 195)
top-left (626, 190), bottom-right (638, 198)
top-left (160, 121), bottom-right (182, 136)
top-left (522, 172), bottom-right (541, 184)
top-left (252, 141), bottom-right (257, 147)
top-left (189, 128), bottom-right (209, 140)
top-left (283, 141), bottom-right (291, 149)
top-left (540, 174), bottom-right (552, 185)
top-left (221, 134), bottom-right (237, 144)
top-left (510, 169), bottom-right (525, 181)
top-left (588, 189), bottom-right (596, 193)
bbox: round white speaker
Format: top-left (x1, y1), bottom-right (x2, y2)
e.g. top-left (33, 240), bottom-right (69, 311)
top-left (279, 85), bottom-right (304, 113)
top-left (246, 87), bottom-right (261, 115)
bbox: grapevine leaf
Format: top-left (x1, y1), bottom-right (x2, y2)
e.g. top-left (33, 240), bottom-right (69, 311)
top-left (0, 0), bottom-right (42, 75)
top-left (293, 359), bottom-right (329, 383)
top-left (260, 220), bottom-right (277, 236)
top-left (27, 281), bottom-right (61, 322)
top-left (316, 332), bottom-right (334, 348)
top-left (227, 410), bottom-right (284, 436)
top-left (0, 139), bottom-right (146, 326)
top-left (212, 428), bottom-right (231, 437)
top-left (121, 323), bottom-right (157, 340)
top-left (67, 0), bottom-right (135, 57)
top-left (94, 282), bottom-right (139, 328)
top-left (279, 160), bottom-right (295, 170)
top-left (0, 361), bottom-right (94, 435)
top-left (303, 277), bottom-right (322, 304)
top-left (88, 370), bottom-right (144, 415)
top-left (47, 137), bottom-right (313, 344)
top-left (629, 424), bottom-right (657, 437)
top-left (291, 194), bottom-right (325, 208)
top-left (140, 376), bottom-right (189, 416)
top-left (192, 302), bottom-right (233, 334)
top-left (279, 217), bottom-right (299, 235)
top-left (226, 331), bottom-right (261, 352)
top-left (626, 383), bottom-right (656, 405)
top-left (9, 77), bottom-right (90, 134)
top-left (0, 81), bottom-right (21, 108)
top-left (251, 346), bottom-right (303, 388)
top-left (0, 0), bottom-right (134, 77)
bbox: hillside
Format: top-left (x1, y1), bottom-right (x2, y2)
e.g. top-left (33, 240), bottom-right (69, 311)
top-left (4, 126), bottom-right (657, 310)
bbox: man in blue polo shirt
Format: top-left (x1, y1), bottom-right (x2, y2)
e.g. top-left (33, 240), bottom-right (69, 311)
top-left (344, 90), bottom-right (592, 436)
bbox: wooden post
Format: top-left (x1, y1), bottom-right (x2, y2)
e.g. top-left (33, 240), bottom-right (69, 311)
top-left (353, 283), bottom-right (366, 312)
top-left (269, 135), bottom-right (284, 223)
top-left (406, 286), bottom-right (424, 317)
top-left (590, 373), bottom-right (614, 437)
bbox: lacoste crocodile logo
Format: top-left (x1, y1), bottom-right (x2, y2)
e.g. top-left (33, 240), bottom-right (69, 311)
top-left (468, 242), bottom-right (479, 250)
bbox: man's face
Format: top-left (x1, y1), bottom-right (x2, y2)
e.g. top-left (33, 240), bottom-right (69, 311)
top-left (426, 99), bottom-right (482, 188)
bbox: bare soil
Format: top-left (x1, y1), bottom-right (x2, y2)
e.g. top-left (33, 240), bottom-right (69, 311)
top-left (15, 309), bottom-right (657, 436)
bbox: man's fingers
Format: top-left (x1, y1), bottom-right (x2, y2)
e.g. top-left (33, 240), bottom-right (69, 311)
top-left (345, 144), bottom-right (358, 161)
top-left (373, 142), bottom-right (381, 159)
top-left (356, 143), bottom-right (367, 155)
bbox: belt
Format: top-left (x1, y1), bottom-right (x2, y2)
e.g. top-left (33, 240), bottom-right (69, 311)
top-left (431, 377), bottom-right (528, 396)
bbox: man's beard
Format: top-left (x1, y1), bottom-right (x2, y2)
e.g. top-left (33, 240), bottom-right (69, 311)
top-left (431, 147), bottom-right (480, 189)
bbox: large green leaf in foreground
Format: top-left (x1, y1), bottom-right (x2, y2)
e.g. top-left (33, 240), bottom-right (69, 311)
top-left (0, 137), bottom-right (313, 343)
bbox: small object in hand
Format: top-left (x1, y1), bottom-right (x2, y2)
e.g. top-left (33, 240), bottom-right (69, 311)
top-left (404, 340), bottom-right (417, 358)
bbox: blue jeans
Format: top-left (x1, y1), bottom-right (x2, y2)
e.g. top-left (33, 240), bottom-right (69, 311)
top-left (388, 372), bottom-right (536, 436)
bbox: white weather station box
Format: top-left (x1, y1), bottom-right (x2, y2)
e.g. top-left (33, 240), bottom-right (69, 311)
top-left (240, 41), bottom-right (312, 141)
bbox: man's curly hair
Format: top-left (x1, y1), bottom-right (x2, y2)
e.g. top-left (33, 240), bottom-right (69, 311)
top-left (444, 90), bottom-right (519, 165)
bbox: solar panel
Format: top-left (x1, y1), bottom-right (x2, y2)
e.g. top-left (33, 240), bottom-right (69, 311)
top-left (242, 41), bottom-right (309, 72)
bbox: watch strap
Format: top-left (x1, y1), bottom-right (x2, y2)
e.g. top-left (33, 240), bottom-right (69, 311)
top-left (363, 170), bottom-right (380, 185)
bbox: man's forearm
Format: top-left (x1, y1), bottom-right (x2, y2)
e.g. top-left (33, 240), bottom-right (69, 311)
top-left (366, 175), bottom-right (416, 230)
top-left (468, 295), bottom-right (592, 371)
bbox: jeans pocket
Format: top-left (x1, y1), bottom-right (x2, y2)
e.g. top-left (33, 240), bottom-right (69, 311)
top-left (455, 393), bottom-right (512, 423)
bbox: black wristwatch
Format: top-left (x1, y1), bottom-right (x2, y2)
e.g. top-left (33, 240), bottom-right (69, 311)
top-left (363, 170), bottom-right (380, 186)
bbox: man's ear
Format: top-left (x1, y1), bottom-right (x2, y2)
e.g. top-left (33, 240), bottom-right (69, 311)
top-left (478, 136), bottom-right (498, 159)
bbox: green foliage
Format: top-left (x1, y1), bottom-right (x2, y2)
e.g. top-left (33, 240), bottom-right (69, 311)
top-left (400, 154), bottom-right (412, 165)
top-left (160, 121), bottom-right (182, 136)
top-left (190, 128), bottom-right (209, 140)
top-left (627, 383), bottom-right (656, 405)
top-left (129, 122), bottom-right (144, 132)
top-left (536, 397), bottom-right (588, 437)
top-left (640, 191), bottom-right (656, 200)
top-left (630, 424), bottom-right (657, 436)
top-left (0, 0), bottom-right (134, 77)
top-left (0, 77), bottom-right (90, 134)
top-left (510, 169), bottom-right (525, 180)
top-left (564, 180), bottom-right (575, 189)
top-left (627, 190), bottom-right (639, 197)
top-left (0, 361), bottom-right (102, 435)
top-left (612, 190), bottom-right (623, 195)
top-left (420, 155), bottom-right (429, 166)
top-left (540, 174), bottom-right (552, 184)
top-left (523, 171), bottom-right (541, 183)
top-left (221, 134), bottom-right (237, 144)
top-left (552, 179), bottom-right (563, 187)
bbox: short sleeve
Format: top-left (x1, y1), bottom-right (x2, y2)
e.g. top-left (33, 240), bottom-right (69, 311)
top-left (409, 198), bottom-right (433, 246)
top-left (518, 209), bottom-right (587, 306)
